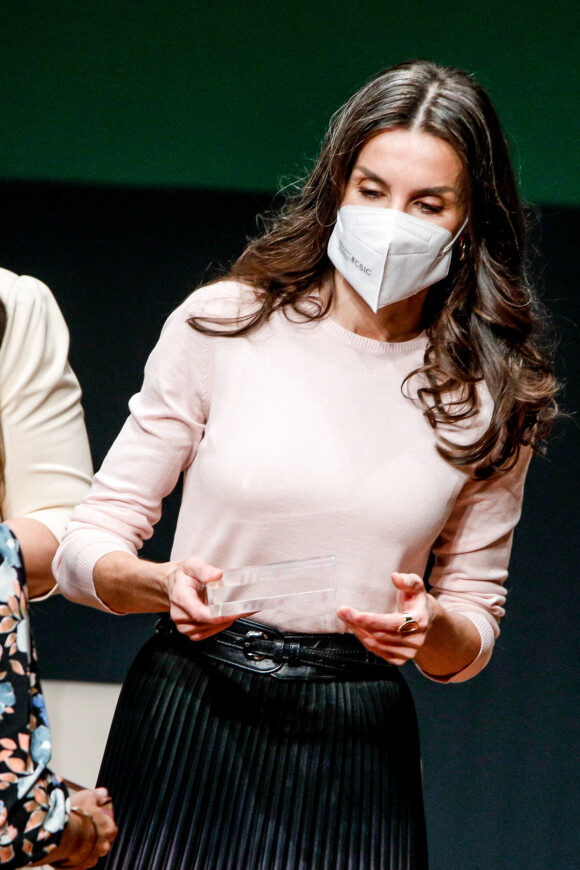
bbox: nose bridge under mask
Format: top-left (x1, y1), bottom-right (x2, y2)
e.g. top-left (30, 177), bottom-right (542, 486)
top-left (355, 207), bottom-right (435, 242)
top-left (350, 207), bottom-right (457, 256)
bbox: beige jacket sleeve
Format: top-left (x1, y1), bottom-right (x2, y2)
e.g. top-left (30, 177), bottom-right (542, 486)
top-left (0, 267), bottom-right (93, 541)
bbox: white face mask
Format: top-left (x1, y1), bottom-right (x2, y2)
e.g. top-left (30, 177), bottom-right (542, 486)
top-left (327, 206), bottom-right (468, 312)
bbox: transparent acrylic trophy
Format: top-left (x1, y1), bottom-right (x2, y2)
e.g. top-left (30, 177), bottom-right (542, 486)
top-left (206, 555), bottom-right (336, 617)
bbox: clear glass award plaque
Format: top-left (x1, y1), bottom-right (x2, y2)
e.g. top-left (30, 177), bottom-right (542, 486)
top-left (206, 555), bottom-right (336, 617)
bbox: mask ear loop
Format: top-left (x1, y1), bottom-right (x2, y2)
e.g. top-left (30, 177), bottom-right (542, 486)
top-left (441, 216), bottom-right (469, 256)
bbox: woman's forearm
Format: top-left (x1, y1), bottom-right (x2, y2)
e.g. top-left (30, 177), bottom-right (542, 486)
top-left (92, 551), bottom-right (174, 614)
top-left (414, 597), bottom-right (482, 678)
top-left (5, 517), bottom-right (59, 597)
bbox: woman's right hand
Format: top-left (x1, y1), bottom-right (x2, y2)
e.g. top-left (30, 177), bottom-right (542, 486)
top-left (166, 555), bottom-right (238, 641)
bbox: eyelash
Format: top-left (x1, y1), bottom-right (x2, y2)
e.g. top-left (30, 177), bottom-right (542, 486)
top-left (358, 187), bottom-right (444, 214)
top-left (417, 203), bottom-right (444, 214)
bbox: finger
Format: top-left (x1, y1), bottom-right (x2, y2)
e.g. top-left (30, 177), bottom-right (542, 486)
top-left (357, 636), bottom-right (416, 666)
top-left (175, 608), bottom-right (264, 640)
top-left (184, 624), bottom-right (232, 641)
top-left (101, 819), bottom-right (118, 841)
top-left (358, 631), bottom-right (424, 664)
top-left (170, 585), bottom-right (216, 623)
top-left (95, 840), bottom-right (114, 861)
top-left (176, 615), bottom-right (242, 640)
top-left (180, 555), bottom-right (223, 583)
top-left (98, 796), bottom-right (115, 818)
top-left (338, 606), bottom-right (407, 634)
top-left (170, 571), bottom-right (239, 624)
top-left (173, 617), bottom-right (216, 639)
top-left (391, 571), bottom-right (425, 608)
top-left (390, 571), bottom-right (422, 591)
top-left (171, 601), bottom-right (213, 626)
top-left (337, 605), bottom-right (361, 624)
top-left (347, 621), bottom-right (424, 651)
top-left (172, 610), bottom-right (239, 631)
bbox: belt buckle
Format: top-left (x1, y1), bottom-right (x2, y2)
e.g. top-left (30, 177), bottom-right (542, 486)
top-left (243, 629), bottom-right (269, 661)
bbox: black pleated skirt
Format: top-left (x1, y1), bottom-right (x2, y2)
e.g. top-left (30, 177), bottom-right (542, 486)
top-left (97, 624), bottom-right (428, 870)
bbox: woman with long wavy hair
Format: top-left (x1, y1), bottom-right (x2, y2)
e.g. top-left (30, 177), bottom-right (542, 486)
top-left (55, 60), bottom-right (557, 869)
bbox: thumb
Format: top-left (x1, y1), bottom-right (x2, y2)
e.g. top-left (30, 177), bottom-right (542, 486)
top-left (197, 563), bottom-right (223, 584)
top-left (181, 556), bottom-right (223, 584)
top-left (391, 572), bottom-right (423, 610)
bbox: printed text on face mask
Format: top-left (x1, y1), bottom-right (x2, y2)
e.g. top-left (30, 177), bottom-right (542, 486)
top-left (338, 238), bottom-right (372, 276)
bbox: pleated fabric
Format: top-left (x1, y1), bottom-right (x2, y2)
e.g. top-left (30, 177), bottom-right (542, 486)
top-left (97, 628), bottom-right (428, 870)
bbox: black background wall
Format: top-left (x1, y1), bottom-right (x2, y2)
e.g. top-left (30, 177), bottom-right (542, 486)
top-left (0, 180), bottom-right (578, 869)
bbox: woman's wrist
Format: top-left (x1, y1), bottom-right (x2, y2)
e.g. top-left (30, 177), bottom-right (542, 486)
top-left (414, 598), bottom-right (480, 677)
top-left (93, 551), bottom-right (176, 614)
top-left (49, 806), bottom-right (97, 867)
top-left (4, 517), bottom-right (59, 592)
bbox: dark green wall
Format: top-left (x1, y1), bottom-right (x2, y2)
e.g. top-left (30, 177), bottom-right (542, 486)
top-left (0, 0), bottom-right (578, 203)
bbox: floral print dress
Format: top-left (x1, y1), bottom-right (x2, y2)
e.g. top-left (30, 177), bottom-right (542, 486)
top-left (0, 524), bottom-right (69, 867)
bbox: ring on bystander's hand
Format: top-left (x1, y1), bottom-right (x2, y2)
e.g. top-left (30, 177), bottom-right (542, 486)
top-left (397, 613), bottom-right (420, 634)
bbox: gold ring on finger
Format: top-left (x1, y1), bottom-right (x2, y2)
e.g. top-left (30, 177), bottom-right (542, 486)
top-left (397, 613), bottom-right (420, 634)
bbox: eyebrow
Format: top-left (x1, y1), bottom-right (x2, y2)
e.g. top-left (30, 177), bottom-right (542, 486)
top-left (354, 164), bottom-right (460, 198)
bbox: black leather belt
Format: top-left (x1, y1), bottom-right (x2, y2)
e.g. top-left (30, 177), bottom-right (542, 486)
top-left (155, 616), bottom-right (400, 682)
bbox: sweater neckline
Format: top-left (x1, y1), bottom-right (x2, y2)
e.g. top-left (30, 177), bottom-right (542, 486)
top-left (319, 314), bottom-right (428, 356)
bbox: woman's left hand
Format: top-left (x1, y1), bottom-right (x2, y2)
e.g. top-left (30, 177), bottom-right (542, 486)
top-left (337, 572), bottom-right (434, 666)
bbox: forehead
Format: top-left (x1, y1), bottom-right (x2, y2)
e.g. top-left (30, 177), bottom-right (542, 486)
top-left (354, 128), bottom-right (466, 188)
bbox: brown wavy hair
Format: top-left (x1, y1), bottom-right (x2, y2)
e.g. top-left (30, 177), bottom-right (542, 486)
top-left (190, 59), bottom-right (558, 478)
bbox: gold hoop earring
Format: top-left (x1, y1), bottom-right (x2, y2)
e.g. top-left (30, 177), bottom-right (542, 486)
top-left (458, 237), bottom-right (467, 262)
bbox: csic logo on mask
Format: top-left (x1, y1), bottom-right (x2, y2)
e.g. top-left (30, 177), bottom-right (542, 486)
top-left (338, 238), bottom-right (372, 276)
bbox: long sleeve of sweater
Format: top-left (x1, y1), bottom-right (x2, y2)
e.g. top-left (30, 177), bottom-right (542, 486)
top-left (53, 282), bottom-right (531, 680)
top-left (0, 269), bottom-right (93, 542)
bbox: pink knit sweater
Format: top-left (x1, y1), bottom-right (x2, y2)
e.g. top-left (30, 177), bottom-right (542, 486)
top-left (54, 282), bottom-right (531, 682)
